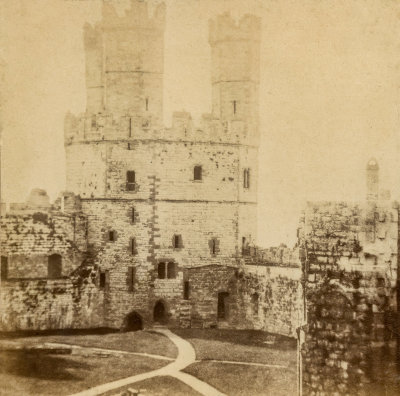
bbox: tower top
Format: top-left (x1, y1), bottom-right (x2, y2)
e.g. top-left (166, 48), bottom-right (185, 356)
top-left (366, 158), bottom-right (379, 171)
top-left (101, 0), bottom-right (166, 31)
top-left (209, 13), bottom-right (261, 44)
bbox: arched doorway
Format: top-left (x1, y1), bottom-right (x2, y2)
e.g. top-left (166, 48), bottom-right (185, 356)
top-left (153, 300), bottom-right (167, 324)
top-left (123, 311), bottom-right (143, 332)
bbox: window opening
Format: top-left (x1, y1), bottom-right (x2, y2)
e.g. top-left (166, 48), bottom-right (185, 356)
top-left (194, 165), bottom-right (202, 181)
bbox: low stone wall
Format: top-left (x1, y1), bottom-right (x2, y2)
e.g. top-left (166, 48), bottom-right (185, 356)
top-left (0, 263), bottom-right (103, 331)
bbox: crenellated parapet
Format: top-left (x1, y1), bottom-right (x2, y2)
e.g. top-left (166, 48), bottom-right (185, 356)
top-left (209, 13), bottom-right (261, 44)
top-left (101, 0), bottom-right (166, 31)
top-left (64, 110), bottom-right (258, 146)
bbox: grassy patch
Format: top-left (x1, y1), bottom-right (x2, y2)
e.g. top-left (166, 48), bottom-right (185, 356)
top-left (0, 350), bottom-right (166, 396)
top-left (102, 376), bottom-right (202, 396)
top-left (174, 328), bottom-right (296, 366)
top-left (184, 361), bottom-right (297, 396)
top-left (6, 330), bottom-right (177, 358)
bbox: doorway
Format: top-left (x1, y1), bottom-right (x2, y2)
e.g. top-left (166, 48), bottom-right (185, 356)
top-left (153, 300), bottom-right (167, 324)
top-left (217, 292), bottom-right (229, 320)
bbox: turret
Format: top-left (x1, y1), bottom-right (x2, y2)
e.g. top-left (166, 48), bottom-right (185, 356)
top-left (84, 0), bottom-right (166, 125)
top-left (208, 14), bottom-right (261, 136)
top-left (366, 158), bottom-right (379, 201)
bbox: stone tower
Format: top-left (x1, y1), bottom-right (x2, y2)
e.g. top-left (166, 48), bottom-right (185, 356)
top-left (64, 1), bottom-right (261, 327)
top-left (366, 158), bottom-right (379, 201)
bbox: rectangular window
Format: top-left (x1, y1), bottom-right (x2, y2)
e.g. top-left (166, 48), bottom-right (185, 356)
top-left (1, 257), bottom-right (8, 280)
top-left (99, 271), bottom-right (106, 289)
top-left (126, 171), bottom-right (136, 191)
top-left (158, 262), bottom-right (166, 279)
top-left (194, 166), bottom-right (202, 181)
top-left (167, 262), bottom-right (176, 279)
top-left (127, 266), bottom-right (136, 292)
top-left (243, 168), bottom-right (250, 189)
top-left (109, 230), bottom-right (115, 242)
top-left (184, 281), bottom-right (190, 300)
top-left (173, 234), bottom-right (182, 249)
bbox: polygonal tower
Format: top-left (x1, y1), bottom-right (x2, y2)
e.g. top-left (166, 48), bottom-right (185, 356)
top-left (64, 1), bottom-right (261, 328)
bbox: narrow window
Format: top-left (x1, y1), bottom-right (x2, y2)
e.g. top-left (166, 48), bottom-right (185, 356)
top-left (243, 168), bottom-right (250, 189)
top-left (184, 281), bottom-right (190, 300)
top-left (211, 239), bottom-right (217, 255)
top-left (129, 117), bottom-right (132, 137)
top-left (130, 238), bottom-right (137, 255)
top-left (131, 207), bottom-right (136, 224)
top-left (127, 266), bottom-right (136, 292)
top-left (251, 293), bottom-right (259, 315)
top-left (167, 262), bottom-right (176, 279)
top-left (145, 98), bottom-right (149, 111)
top-left (91, 115), bottom-right (96, 128)
top-left (127, 143), bottom-right (131, 150)
top-left (233, 100), bottom-right (237, 115)
top-left (158, 262), bottom-right (166, 279)
top-left (1, 257), bottom-right (8, 280)
top-left (99, 271), bottom-right (106, 289)
top-left (126, 171), bottom-right (136, 191)
top-left (194, 166), bottom-right (202, 181)
top-left (48, 254), bottom-right (62, 279)
top-left (173, 234), bottom-right (182, 249)
top-left (242, 237), bottom-right (247, 255)
top-left (108, 230), bottom-right (116, 242)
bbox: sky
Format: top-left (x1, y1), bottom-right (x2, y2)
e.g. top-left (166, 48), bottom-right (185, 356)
top-left (1, 0), bottom-right (400, 247)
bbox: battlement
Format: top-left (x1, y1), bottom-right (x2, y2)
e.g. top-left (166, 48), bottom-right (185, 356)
top-left (209, 13), bottom-right (261, 44)
top-left (101, 0), bottom-right (166, 31)
top-left (64, 110), bottom-right (258, 146)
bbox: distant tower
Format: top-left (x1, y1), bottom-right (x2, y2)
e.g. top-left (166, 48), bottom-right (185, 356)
top-left (366, 158), bottom-right (379, 201)
top-left (84, 0), bottom-right (166, 124)
top-left (209, 14), bottom-right (261, 137)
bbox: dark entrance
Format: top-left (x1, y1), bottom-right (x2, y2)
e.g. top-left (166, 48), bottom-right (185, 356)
top-left (217, 292), bottom-right (229, 320)
top-left (124, 311), bottom-right (143, 331)
top-left (153, 300), bottom-right (167, 324)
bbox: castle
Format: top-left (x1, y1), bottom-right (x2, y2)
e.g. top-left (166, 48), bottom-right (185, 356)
top-left (1, 1), bottom-right (399, 394)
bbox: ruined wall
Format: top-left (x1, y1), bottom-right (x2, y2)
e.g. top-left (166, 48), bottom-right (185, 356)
top-left (300, 201), bottom-right (398, 395)
top-left (187, 263), bottom-right (302, 337)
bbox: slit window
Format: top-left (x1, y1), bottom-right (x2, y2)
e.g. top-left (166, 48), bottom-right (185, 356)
top-left (126, 171), bottom-right (136, 191)
top-left (184, 281), bottom-right (190, 300)
top-left (131, 207), bottom-right (136, 223)
top-left (243, 168), bottom-right (250, 189)
top-left (233, 100), bottom-right (237, 115)
top-left (130, 238), bottom-right (137, 255)
top-left (127, 266), bottom-right (136, 292)
top-left (145, 98), bottom-right (149, 111)
top-left (48, 254), bottom-right (62, 279)
top-left (99, 271), bottom-right (106, 289)
top-left (91, 115), bottom-right (96, 128)
top-left (211, 239), bottom-right (217, 255)
top-left (1, 257), bottom-right (8, 280)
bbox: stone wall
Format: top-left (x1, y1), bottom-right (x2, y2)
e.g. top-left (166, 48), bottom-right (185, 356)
top-left (299, 201), bottom-right (398, 395)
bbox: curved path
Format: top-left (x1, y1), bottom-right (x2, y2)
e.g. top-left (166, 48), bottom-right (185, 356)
top-left (69, 328), bottom-right (225, 396)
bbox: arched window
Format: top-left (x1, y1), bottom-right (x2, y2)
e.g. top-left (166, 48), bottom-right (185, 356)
top-left (167, 262), bottom-right (176, 279)
top-left (194, 166), bottom-right (202, 181)
top-left (158, 262), bottom-right (166, 279)
top-left (48, 254), bottom-right (62, 279)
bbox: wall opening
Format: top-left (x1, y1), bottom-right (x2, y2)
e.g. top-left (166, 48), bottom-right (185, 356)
top-left (48, 254), bottom-right (62, 279)
top-left (126, 170), bottom-right (136, 191)
top-left (167, 262), bottom-right (176, 279)
top-left (217, 292), bottom-right (229, 320)
top-left (124, 311), bottom-right (143, 332)
top-left (194, 165), bottom-right (202, 181)
top-left (158, 262), bottom-right (166, 279)
top-left (153, 300), bottom-right (167, 324)
top-left (1, 257), bottom-right (8, 280)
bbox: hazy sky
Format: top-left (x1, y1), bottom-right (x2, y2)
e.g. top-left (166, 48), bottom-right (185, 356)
top-left (1, 0), bottom-right (400, 246)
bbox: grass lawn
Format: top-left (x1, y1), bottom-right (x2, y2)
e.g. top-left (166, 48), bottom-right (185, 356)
top-left (101, 376), bottom-right (203, 396)
top-left (184, 361), bottom-right (297, 396)
top-left (174, 328), bottom-right (297, 367)
top-left (2, 330), bottom-right (177, 358)
top-left (0, 350), bottom-right (167, 396)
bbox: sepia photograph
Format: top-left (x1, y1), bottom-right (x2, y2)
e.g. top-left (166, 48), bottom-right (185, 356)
top-left (1, 0), bottom-right (400, 395)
